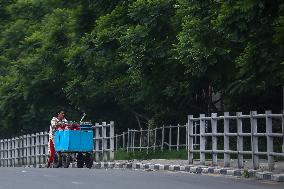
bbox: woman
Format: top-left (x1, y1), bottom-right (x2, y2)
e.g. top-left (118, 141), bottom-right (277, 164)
top-left (47, 110), bottom-right (67, 168)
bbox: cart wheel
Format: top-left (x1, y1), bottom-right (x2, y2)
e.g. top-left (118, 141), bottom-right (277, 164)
top-left (62, 154), bottom-right (71, 168)
top-left (84, 153), bottom-right (93, 168)
top-left (76, 153), bottom-right (84, 168)
top-left (54, 152), bottom-right (62, 168)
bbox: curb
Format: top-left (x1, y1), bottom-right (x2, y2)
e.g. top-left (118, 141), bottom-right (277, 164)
top-left (92, 162), bottom-right (284, 182)
top-left (32, 162), bottom-right (284, 183)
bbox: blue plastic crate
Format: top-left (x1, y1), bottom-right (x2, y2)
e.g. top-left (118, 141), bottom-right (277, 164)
top-left (54, 130), bottom-right (94, 152)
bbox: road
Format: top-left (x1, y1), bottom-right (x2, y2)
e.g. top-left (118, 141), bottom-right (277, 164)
top-left (0, 167), bottom-right (282, 189)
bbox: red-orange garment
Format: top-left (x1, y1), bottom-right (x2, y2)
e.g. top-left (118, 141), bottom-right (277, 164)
top-left (47, 139), bottom-right (55, 167)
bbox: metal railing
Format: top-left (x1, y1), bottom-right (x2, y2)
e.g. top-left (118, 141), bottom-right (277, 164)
top-left (114, 124), bottom-right (196, 153)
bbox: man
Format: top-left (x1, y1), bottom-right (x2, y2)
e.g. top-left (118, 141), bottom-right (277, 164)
top-left (47, 110), bottom-right (67, 168)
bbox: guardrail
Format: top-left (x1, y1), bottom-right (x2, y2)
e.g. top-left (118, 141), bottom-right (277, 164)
top-left (0, 122), bottom-right (114, 167)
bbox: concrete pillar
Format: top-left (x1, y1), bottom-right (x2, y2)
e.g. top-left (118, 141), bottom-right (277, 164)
top-left (236, 112), bottom-right (244, 168)
top-left (211, 113), bottom-right (218, 166)
top-left (200, 114), bottom-right (206, 165)
top-left (224, 112), bottom-right (230, 167)
top-left (250, 111), bottom-right (259, 169)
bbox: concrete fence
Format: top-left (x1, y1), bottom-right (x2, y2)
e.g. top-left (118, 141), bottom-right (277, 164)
top-left (94, 122), bottom-right (115, 162)
top-left (0, 122), bottom-right (114, 167)
top-left (0, 132), bottom-right (48, 167)
top-left (188, 111), bottom-right (284, 170)
top-left (115, 111), bottom-right (284, 170)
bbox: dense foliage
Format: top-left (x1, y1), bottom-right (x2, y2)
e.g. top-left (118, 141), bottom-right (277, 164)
top-left (0, 0), bottom-right (283, 138)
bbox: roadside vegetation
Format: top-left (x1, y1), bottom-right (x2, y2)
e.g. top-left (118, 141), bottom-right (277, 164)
top-left (115, 148), bottom-right (188, 160)
top-left (0, 0), bottom-right (283, 138)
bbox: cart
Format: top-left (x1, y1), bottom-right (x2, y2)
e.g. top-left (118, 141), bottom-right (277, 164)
top-left (53, 122), bottom-right (94, 168)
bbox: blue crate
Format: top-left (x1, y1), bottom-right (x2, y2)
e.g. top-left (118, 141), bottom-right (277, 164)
top-left (54, 129), bottom-right (94, 152)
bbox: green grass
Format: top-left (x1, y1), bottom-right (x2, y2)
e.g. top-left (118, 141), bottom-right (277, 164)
top-left (114, 147), bottom-right (284, 161)
top-left (114, 148), bottom-right (188, 160)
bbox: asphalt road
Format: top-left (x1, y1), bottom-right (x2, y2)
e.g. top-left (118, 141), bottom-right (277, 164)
top-left (0, 168), bottom-right (283, 189)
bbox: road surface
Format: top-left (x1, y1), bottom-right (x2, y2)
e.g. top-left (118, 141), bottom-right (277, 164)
top-left (0, 167), bottom-right (282, 189)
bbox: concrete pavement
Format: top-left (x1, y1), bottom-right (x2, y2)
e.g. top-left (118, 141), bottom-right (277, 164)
top-left (1, 167), bottom-right (282, 189)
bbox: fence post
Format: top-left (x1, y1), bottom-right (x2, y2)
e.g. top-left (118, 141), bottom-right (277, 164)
top-left (33, 134), bottom-right (36, 165)
top-left (130, 130), bottom-right (132, 152)
top-left (39, 132), bottom-right (43, 165)
top-left (133, 130), bottom-right (136, 153)
top-left (13, 138), bottom-right (16, 166)
top-left (188, 115), bottom-right (194, 164)
top-left (8, 139), bottom-right (12, 167)
top-left (11, 138), bottom-right (15, 167)
top-left (127, 128), bottom-right (130, 153)
top-left (250, 111), bottom-right (259, 169)
top-left (122, 132), bottom-right (125, 151)
top-left (115, 135), bottom-right (118, 152)
top-left (110, 121), bottom-right (114, 161)
top-left (211, 113), bottom-right (218, 166)
top-left (3, 139), bottom-right (5, 166)
top-left (236, 112), bottom-right (244, 168)
top-left (186, 123), bottom-right (188, 151)
top-left (36, 133), bottom-right (40, 165)
top-left (21, 136), bottom-right (25, 166)
top-left (139, 129), bottom-right (142, 152)
top-left (161, 125), bottom-right (164, 152)
top-left (266, 110), bottom-right (274, 170)
top-left (0, 139), bottom-right (3, 166)
top-left (4, 139), bottom-right (7, 166)
top-left (224, 112), bottom-right (230, 167)
top-left (194, 122), bottom-right (198, 146)
top-left (27, 134), bottom-right (30, 166)
top-left (154, 128), bottom-right (157, 152)
top-left (200, 114), bottom-right (206, 165)
top-left (40, 132), bottom-right (44, 164)
top-left (15, 137), bottom-right (19, 167)
top-left (129, 130), bottom-right (132, 152)
top-left (32, 134), bottom-right (36, 166)
top-left (44, 131), bottom-right (49, 164)
top-left (3, 139), bottom-right (6, 166)
top-left (10, 138), bottom-right (13, 167)
top-left (5, 139), bottom-right (7, 166)
top-left (177, 124), bottom-right (180, 151)
top-left (282, 110), bottom-right (284, 153)
top-left (147, 129), bottom-right (150, 154)
top-left (23, 135), bottom-right (26, 166)
top-left (18, 137), bottom-right (21, 166)
top-left (12, 138), bottom-right (15, 166)
top-left (2, 139), bottom-right (4, 166)
top-left (0, 139), bottom-right (1, 167)
top-left (102, 122), bottom-right (108, 161)
top-left (95, 123), bottom-right (100, 162)
top-left (169, 126), bottom-right (172, 152)
top-left (1, 139), bottom-right (4, 166)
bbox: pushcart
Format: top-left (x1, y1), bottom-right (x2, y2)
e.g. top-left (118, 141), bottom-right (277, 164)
top-left (53, 122), bottom-right (94, 168)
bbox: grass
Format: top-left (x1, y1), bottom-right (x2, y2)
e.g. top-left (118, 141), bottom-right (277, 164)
top-left (114, 148), bottom-right (188, 160)
top-left (114, 149), bottom-right (284, 162)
